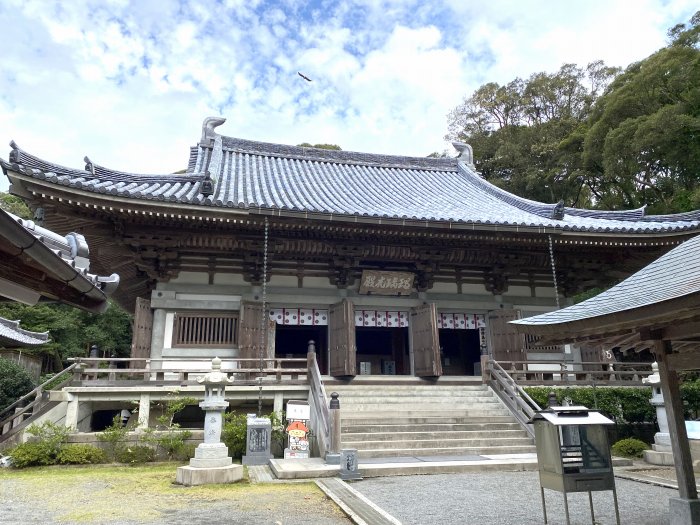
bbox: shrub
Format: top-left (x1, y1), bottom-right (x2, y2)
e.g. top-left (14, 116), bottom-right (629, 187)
top-left (9, 421), bottom-right (70, 468)
top-left (0, 357), bottom-right (36, 413)
top-left (97, 415), bottom-right (130, 461)
top-left (56, 444), bottom-right (106, 465)
top-left (222, 412), bottom-right (285, 459)
top-left (222, 413), bottom-right (248, 459)
top-left (142, 393), bottom-right (195, 460)
top-left (9, 442), bottom-right (53, 468)
top-left (612, 438), bottom-right (649, 458)
top-left (523, 386), bottom-right (656, 423)
top-left (115, 444), bottom-right (156, 465)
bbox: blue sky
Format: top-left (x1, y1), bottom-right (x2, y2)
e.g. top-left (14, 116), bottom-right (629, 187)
top-left (0, 0), bottom-right (697, 191)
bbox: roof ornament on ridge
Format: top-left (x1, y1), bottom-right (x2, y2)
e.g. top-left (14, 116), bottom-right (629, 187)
top-left (8, 140), bottom-right (19, 163)
top-left (550, 200), bottom-right (565, 220)
top-left (201, 116), bottom-right (227, 145)
top-left (84, 156), bottom-right (95, 175)
top-left (451, 141), bottom-right (475, 168)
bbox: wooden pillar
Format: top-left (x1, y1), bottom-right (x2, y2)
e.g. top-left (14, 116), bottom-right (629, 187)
top-left (653, 340), bottom-right (698, 501)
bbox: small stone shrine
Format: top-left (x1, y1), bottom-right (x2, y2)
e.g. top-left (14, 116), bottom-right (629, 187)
top-left (242, 415), bottom-right (274, 466)
top-left (176, 357), bottom-right (243, 486)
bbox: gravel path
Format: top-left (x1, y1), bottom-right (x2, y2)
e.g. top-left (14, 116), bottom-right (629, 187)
top-left (352, 471), bottom-right (677, 525)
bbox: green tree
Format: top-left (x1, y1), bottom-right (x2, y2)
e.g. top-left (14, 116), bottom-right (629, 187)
top-left (446, 63), bottom-right (619, 206)
top-left (297, 143), bottom-right (342, 150)
top-left (0, 301), bottom-right (132, 372)
top-left (0, 192), bottom-right (32, 219)
top-left (583, 12), bottom-right (700, 213)
top-left (0, 357), bottom-right (36, 412)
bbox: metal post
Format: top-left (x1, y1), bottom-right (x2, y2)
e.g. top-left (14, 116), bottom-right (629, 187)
top-left (540, 486), bottom-right (548, 524)
top-left (563, 492), bottom-right (571, 525)
top-left (588, 491), bottom-right (595, 524)
top-left (327, 392), bottom-right (341, 464)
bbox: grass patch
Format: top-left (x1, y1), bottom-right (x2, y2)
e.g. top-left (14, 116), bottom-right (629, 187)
top-left (0, 464), bottom-right (345, 523)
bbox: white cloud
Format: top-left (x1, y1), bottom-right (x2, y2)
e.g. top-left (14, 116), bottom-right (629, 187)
top-left (0, 0), bottom-right (697, 193)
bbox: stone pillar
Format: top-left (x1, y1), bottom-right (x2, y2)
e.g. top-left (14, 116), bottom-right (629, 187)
top-left (340, 449), bottom-right (362, 480)
top-left (326, 392), bottom-right (341, 464)
top-left (137, 394), bottom-right (151, 429)
top-left (64, 393), bottom-right (79, 431)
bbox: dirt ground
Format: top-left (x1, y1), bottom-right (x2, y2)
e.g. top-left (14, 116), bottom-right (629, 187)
top-left (0, 463), bottom-right (352, 525)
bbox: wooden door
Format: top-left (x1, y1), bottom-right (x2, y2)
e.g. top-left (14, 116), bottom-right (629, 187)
top-left (130, 297), bottom-right (153, 368)
top-left (329, 299), bottom-right (356, 377)
top-left (487, 309), bottom-right (526, 366)
top-left (410, 303), bottom-right (442, 377)
top-left (239, 301), bottom-right (267, 362)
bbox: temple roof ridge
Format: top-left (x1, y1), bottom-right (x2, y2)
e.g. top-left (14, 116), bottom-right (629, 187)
top-left (214, 135), bottom-right (459, 172)
top-left (8, 141), bottom-right (206, 183)
top-left (0, 317), bottom-right (49, 346)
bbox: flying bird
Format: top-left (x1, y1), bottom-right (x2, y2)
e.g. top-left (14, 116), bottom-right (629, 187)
top-left (298, 72), bottom-right (312, 82)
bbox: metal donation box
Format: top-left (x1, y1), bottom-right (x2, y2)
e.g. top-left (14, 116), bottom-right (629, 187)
top-left (530, 406), bottom-right (620, 525)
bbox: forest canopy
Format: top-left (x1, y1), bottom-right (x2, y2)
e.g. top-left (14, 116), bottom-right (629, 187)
top-left (446, 11), bottom-right (700, 215)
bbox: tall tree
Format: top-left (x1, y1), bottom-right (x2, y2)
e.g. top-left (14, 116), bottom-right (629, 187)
top-left (446, 63), bottom-right (618, 206)
top-left (583, 12), bottom-right (700, 213)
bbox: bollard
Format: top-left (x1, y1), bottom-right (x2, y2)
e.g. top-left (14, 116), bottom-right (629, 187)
top-left (326, 392), bottom-right (341, 464)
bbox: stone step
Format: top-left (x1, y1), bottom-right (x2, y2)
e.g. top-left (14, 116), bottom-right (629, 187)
top-left (344, 437), bottom-right (534, 450)
top-left (342, 415), bottom-right (517, 425)
top-left (341, 408), bottom-right (512, 419)
top-left (356, 444), bottom-right (537, 458)
top-left (341, 422), bottom-right (523, 433)
top-left (324, 385), bottom-right (489, 393)
top-left (336, 402), bottom-right (504, 412)
top-left (341, 429), bottom-right (530, 441)
top-left (335, 395), bottom-right (498, 404)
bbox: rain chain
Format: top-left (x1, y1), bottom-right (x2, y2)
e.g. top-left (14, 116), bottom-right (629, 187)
top-left (258, 217), bottom-right (269, 416)
top-left (548, 234), bottom-right (560, 310)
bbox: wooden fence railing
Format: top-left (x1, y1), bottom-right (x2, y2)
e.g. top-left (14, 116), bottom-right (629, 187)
top-left (306, 341), bottom-right (330, 457)
top-left (67, 357), bottom-right (309, 384)
top-left (492, 360), bottom-right (653, 386)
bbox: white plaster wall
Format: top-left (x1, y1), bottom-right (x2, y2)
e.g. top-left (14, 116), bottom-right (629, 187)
top-left (213, 273), bottom-right (247, 285)
top-left (269, 275), bottom-right (299, 287)
top-left (504, 285), bottom-right (533, 297)
top-left (431, 282), bottom-right (459, 294)
top-left (164, 312), bottom-right (174, 348)
top-left (460, 283), bottom-right (488, 294)
top-left (301, 277), bottom-right (334, 289)
top-left (170, 272), bottom-right (210, 284)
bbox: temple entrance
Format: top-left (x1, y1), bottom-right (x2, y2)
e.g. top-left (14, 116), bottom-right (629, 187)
top-left (356, 326), bottom-right (410, 375)
top-left (274, 325), bottom-right (328, 374)
top-left (439, 329), bottom-right (481, 375)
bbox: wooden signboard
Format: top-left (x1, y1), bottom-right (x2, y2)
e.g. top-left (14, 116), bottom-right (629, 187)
top-left (359, 270), bottom-right (414, 296)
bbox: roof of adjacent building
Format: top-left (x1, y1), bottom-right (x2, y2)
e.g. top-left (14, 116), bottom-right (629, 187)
top-left (0, 317), bottom-right (48, 347)
top-left (0, 208), bottom-right (119, 313)
top-left (511, 233), bottom-right (700, 340)
top-left (3, 116), bottom-right (700, 234)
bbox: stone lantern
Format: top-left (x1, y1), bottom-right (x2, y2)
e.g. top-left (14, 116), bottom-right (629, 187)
top-left (643, 362), bottom-right (673, 465)
top-left (176, 357), bottom-right (243, 486)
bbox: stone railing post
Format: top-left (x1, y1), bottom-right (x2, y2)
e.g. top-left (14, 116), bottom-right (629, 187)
top-left (326, 392), bottom-right (341, 464)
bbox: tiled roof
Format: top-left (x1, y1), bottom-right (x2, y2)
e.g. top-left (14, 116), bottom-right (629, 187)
top-left (0, 317), bottom-right (48, 347)
top-left (3, 117), bottom-right (700, 234)
top-left (0, 209), bottom-right (119, 313)
top-left (512, 233), bottom-right (700, 329)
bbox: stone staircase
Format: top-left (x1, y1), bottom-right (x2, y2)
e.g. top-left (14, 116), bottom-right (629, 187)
top-left (326, 379), bottom-right (535, 459)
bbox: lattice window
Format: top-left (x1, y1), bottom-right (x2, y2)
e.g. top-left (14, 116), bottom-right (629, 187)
top-left (173, 313), bottom-right (239, 347)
